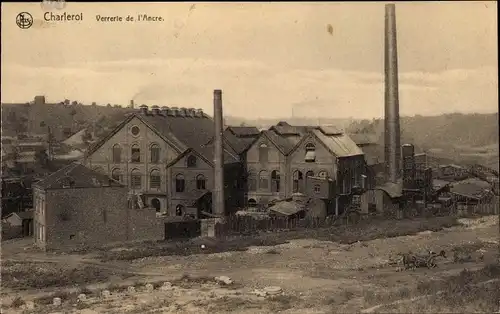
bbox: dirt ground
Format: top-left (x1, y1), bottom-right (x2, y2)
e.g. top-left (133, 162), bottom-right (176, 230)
top-left (1, 215), bottom-right (499, 313)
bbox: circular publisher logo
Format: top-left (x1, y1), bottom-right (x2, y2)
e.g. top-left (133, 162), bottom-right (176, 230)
top-left (16, 12), bottom-right (33, 29)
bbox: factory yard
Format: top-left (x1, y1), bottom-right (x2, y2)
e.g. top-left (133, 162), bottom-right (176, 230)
top-left (1, 215), bottom-right (499, 313)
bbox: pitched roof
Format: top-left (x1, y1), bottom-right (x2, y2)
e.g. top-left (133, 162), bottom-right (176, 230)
top-left (349, 133), bottom-right (379, 145)
top-left (34, 162), bottom-right (125, 190)
top-left (310, 129), bottom-right (363, 158)
top-left (226, 126), bottom-right (260, 137)
top-left (375, 181), bottom-right (403, 198)
top-left (5, 210), bottom-right (34, 220)
top-left (263, 129), bottom-right (302, 155)
top-left (268, 201), bottom-right (305, 216)
top-left (86, 112), bottom-right (239, 165)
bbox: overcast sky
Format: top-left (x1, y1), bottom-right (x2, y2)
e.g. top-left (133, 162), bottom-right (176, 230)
top-left (1, 2), bottom-right (497, 119)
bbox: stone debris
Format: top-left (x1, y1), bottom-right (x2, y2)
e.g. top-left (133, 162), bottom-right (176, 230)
top-left (264, 286), bottom-right (283, 296)
top-left (145, 283), bottom-right (154, 292)
top-left (127, 286), bottom-right (136, 294)
top-left (160, 282), bottom-right (174, 291)
top-left (214, 276), bottom-right (233, 285)
top-left (77, 293), bottom-right (87, 302)
top-left (101, 290), bottom-right (111, 298)
top-left (25, 301), bottom-right (35, 310)
top-left (253, 289), bottom-right (268, 297)
top-left (53, 297), bottom-right (62, 306)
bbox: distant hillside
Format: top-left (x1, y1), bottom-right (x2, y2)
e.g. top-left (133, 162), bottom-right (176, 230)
top-left (1, 102), bottom-right (133, 141)
top-left (347, 112), bottom-right (499, 168)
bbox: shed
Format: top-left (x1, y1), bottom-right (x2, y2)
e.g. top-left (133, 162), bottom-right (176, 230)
top-left (268, 201), bottom-right (306, 219)
top-left (3, 210), bottom-right (34, 237)
top-left (360, 181), bottom-right (402, 214)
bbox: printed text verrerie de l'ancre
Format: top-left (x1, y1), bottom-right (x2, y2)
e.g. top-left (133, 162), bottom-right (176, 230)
top-left (44, 12), bottom-right (164, 22)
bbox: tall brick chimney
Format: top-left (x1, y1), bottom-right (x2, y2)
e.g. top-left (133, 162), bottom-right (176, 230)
top-left (384, 3), bottom-right (401, 183)
top-left (213, 89), bottom-right (225, 217)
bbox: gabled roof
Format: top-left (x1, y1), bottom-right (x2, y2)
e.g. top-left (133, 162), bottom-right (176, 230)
top-left (34, 162), bottom-right (124, 190)
top-left (262, 129), bottom-right (302, 155)
top-left (226, 126), bottom-right (260, 137)
top-left (86, 112), bottom-right (239, 164)
top-left (349, 133), bottom-right (379, 146)
top-left (5, 210), bottom-right (34, 220)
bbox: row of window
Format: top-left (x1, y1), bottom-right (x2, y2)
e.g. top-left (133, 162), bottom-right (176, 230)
top-left (247, 169), bottom-right (328, 192)
top-left (258, 142), bottom-right (317, 163)
top-left (111, 144), bottom-right (198, 167)
top-left (109, 168), bottom-right (207, 192)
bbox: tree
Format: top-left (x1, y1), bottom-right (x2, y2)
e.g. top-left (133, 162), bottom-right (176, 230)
top-left (71, 101), bottom-right (78, 106)
top-left (64, 99), bottom-right (70, 106)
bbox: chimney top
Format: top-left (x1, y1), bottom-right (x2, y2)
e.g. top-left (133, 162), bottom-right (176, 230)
top-left (139, 104), bottom-right (148, 115)
top-left (151, 105), bottom-right (160, 115)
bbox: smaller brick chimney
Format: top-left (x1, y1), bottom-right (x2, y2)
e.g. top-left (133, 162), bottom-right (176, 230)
top-left (195, 108), bottom-right (204, 118)
top-left (151, 105), bottom-right (160, 115)
top-left (139, 104), bottom-right (148, 115)
top-left (34, 95), bottom-right (46, 106)
top-left (129, 100), bottom-right (135, 108)
top-left (160, 106), bottom-right (170, 116)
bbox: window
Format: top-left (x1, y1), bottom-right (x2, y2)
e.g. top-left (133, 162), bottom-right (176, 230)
top-left (151, 198), bottom-right (161, 212)
top-left (305, 171), bottom-right (314, 188)
top-left (111, 168), bottom-right (122, 182)
top-left (305, 143), bottom-right (316, 162)
top-left (112, 144), bottom-right (122, 163)
top-left (196, 174), bottom-right (206, 190)
top-left (259, 170), bottom-right (269, 190)
top-left (247, 170), bottom-right (257, 191)
top-left (318, 171), bottom-right (328, 178)
top-left (293, 170), bottom-right (303, 193)
top-left (175, 174), bottom-right (185, 192)
top-left (175, 204), bottom-right (184, 216)
top-left (248, 199), bottom-right (257, 207)
top-left (150, 144), bottom-right (160, 164)
top-left (131, 125), bottom-right (140, 136)
top-left (131, 144), bottom-right (141, 163)
top-left (150, 169), bottom-right (161, 189)
top-left (314, 184), bottom-right (321, 194)
top-left (130, 169), bottom-right (142, 189)
top-left (259, 143), bottom-right (269, 163)
top-left (271, 170), bottom-right (280, 192)
top-left (187, 155), bottom-right (197, 168)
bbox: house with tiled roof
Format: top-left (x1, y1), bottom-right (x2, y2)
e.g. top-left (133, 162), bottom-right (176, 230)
top-left (83, 105), bottom-right (245, 217)
top-left (245, 122), bottom-right (365, 214)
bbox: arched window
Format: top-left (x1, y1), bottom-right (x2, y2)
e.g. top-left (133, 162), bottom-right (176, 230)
top-left (150, 169), bottom-right (161, 189)
top-left (258, 170), bottom-right (269, 190)
top-left (247, 170), bottom-right (257, 191)
top-left (318, 171), bottom-right (328, 178)
top-left (150, 144), bottom-right (160, 164)
top-left (175, 174), bottom-right (185, 192)
top-left (111, 168), bottom-right (122, 182)
top-left (248, 199), bottom-right (257, 207)
top-left (175, 204), bottom-right (184, 216)
top-left (293, 170), bottom-right (304, 193)
top-left (187, 155), bottom-right (197, 168)
top-left (196, 174), bottom-right (206, 190)
top-left (305, 143), bottom-right (316, 162)
top-left (259, 143), bottom-right (269, 163)
top-left (305, 143), bottom-right (315, 151)
top-left (130, 169), bottom-right (142, 189)
top-left (112, 144), bottom-right (122, 163)
top-left (271, 170), bottom-right (280, 192)
top-left (305, 171), bottom-right (314, 188)
top-left (131, 144), bottom-right (141, 163)
top-left (151, 198), bottom-right (161, 212)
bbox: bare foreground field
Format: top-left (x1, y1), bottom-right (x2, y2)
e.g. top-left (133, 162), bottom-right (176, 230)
top-left (1, 215), bottom-right (499, 313)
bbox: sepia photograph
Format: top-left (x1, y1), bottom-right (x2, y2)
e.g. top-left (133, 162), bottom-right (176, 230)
top-left (1, 1), bottom-right (498, 313)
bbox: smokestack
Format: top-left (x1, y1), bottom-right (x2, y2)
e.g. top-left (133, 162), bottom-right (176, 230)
top-left (213, 89), bottom-right (225, 217)
top-left (384, 3), bottom-right (401, 183)
top-left (402, 144), bottom-right (415, 190)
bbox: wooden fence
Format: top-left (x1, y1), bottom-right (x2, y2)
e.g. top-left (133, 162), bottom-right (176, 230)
top-left (216, 210), bottom-right (366, 236)
top-left (216, 198), bottom-right (499, 236)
